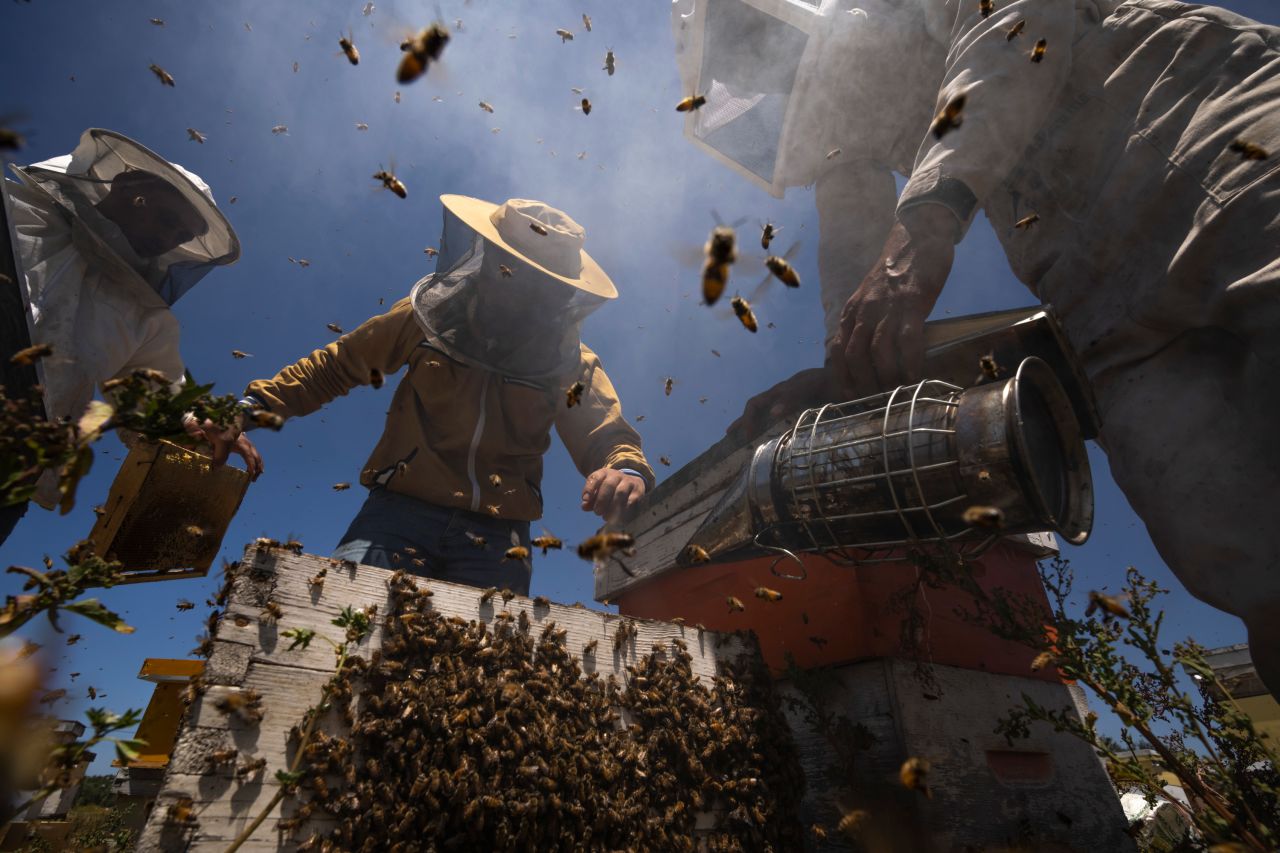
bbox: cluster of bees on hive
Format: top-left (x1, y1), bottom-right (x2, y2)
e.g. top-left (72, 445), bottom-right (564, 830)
top-left (233, 570), bottom-right (812, 851)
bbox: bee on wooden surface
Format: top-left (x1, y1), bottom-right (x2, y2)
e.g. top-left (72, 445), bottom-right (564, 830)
top-left (308, 568), bottom-right (327, 590)
top-left (582, 13), bottom-right (592, 31)
top-left (754, 586), bottom-right (782, 602)
top-left (681, 544), bottom-right (710, 565)
top-left (176, 599), bottom-right (195, 612)
top-left (1229, 139), bottom-right (1269, 161)
top-left (479, 101), bottom-right (495, 113)
top-left (1007, 19), bottom-right (1025, 40)
top-left (504, 546), bottom-right (531, 562)
top-left (209, 748), bottom-right (238, 765)
top-left (166, 796), bottom-right (195, 823)
top-left (764, 254), bottom-right (800, 288)
top-left (479, 587), bottom-right (499, 605)
top-left (10, 343), bottom-right (52, 365)
top-left (979, 0), bottom-right (993, 18)
top-left (231, 349), bottom-right (251, 359)
top-left (676, 94), bottom-right (707, 112)
top-left (498, 264), bottom-right (514, 278)
top-left (963, 504), bottom-right (1005, 530)
top-left (604, 49), bottom-right (616, 75)
top-left (702, 225), bottom-right (737, 305)
top-left (583, 638), bottom-right (598, 656)
top-left (531, 532), bottom-right (563, 554)
top-left (396, 24), bottom-right (453, 83)
top-left (979, 352), bottom-right (1003, 380)
top-left (149, 63), bottom-right (175, 86)
top-left (731, 295), bottom-right (758, 333)
top-left (580, 97), bottom-right (592, 116)
top-left (565, 381), bottom-right (585, 408)
top-left (556, 28), bottom-right (574, 43)
top-left (236, 756), bottom-right (267, 779)
top-left (613, 619), bottom-right (635, 652)
top-left (1086, 590), bottom-right (1130, 620)
top-left (576, 531), bottom-right (635, 563)
top-left (532, 595), bottom-right (551, 609)
top-left (760, 221), bottom-right (781, 250)
top-left (373, 166), bottom-right (407, 199)
top-left (931, 92), bottom-right (966, 139)
top-left (260, 601), bottom-right (284, 622)
top-left (337, 30), bottom-right (360, 65)
top-left (1031, 38), bottom-right (1047, 62)
top-left (899, 756), bottom-right (932, 797)
top-left (215, 688), bottom-right (264, 724)
top-left (659, 456), bottom-right (671, 466)
top-left (501, 588), bottom-right (516, 604)
top-left (518, 609), bottom-right (531, 632)
top-left (726, 595), bottom-right (745, 613)
top-left (187, 128), bottom-right (206, 144)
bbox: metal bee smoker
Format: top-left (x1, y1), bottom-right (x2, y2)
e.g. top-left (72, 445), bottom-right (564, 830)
top-left (682, 356), bottom-right (1093, 574)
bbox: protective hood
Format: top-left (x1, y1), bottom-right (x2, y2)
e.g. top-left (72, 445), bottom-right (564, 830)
top-left (411, 205), bottom-right (608, 382)
top-left (11, 128), bottom-right (239, 305)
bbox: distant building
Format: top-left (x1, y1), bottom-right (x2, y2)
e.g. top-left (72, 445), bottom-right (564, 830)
top-left (1193, 644), bottom-right (1280, 744)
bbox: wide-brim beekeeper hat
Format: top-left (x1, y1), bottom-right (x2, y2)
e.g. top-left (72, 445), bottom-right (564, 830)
top-left (439, 194), bottom-right (617, 299)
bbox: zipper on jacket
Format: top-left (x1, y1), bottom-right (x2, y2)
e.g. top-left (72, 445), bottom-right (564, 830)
top-left (466, 373), bottom-right (491, 512)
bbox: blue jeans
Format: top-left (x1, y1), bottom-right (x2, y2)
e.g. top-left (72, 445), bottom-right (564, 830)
top-left (331, 489), bottom-right (533, 595)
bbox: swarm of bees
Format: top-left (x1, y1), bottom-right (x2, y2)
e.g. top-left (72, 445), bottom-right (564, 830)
top-left (268, 570), bottom-right (806, 849)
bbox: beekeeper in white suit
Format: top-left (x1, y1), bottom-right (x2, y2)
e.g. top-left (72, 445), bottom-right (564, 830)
top-left (673, 0), bottom-right (1280, 696)
top-left (0, 128), bottom-right (262, 544)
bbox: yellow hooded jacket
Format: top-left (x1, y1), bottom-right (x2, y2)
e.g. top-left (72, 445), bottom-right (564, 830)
top-left (245, 297), bottom-right (655, 521)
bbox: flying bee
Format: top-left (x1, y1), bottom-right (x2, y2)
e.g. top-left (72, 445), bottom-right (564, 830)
top-left (150, 17), bottom-right (164, 25)
top-left (582, 13), bottom-right (592, 31)
top-left (529, 221), bottom-right (548, 236)
top-left (702, 225), bottom-right (737, 305)
top-left (326, 322), bottom-right (345, 335)
top-left (10, 343), bottom-right (52, 365)
top-left (424, 246), bottom-right (439, 257)
top-left (369, 368), bottom-right (384, 389)
top-left (500, 588), bottom-right (516, 604)
top-left (355, 122), bottom-right (369, 131)
top-left (731, 295), bottom-right (758, 333)
top-left (979, 0), bottom-right (993, 18)
top-left (504, 546), bottom-right (530, 562)
top-left (499, 264), bottom-right (514, 278)
top-left (760, 221), bottom-right (781, 250)
top-left (603, 49), bottom-right (616, 75)
top-left (676, 94), bottom-right (706, 112)
top-left (398, 24), bottom-right (450, 83)
top-left (556, 28), bottom-right (574, 42)
top-left (479, 586), bottom-right (498, 605)
top-left (488, 473), bottom-right (503, 488)
top-left (754, 586), bottom-right (782, 602)
top-left (332, 482), bottom-right (351, 491)
top-left (1229, 139), bottom-right (1269, 160)
top-left (363, 1), bottom-right (375, 14)
top-left (1086, 590), bottom-right (1131, 620)
top-left (187, 128), bottom-right (206, 144)
top-left (826, 147), bottom-right (842, 160)
top-left (962, 504), bottom-right (1005, 529)
top-left (580, 98), bottom-right (592, 115)
top-left (271, 124), bottom-right (288, 135)
top-left (1030, 651), bottom-right (1056, 671)
top-left (837, 809), bottom-right (869, 839)
top-left (531, 532), bottom-right (563, 555)
top-left (681, 544), bottom-right (710, 565)
top-left (464, 531), bottom-right (487, 549)
top-left (576, 531), bottom-right (636, 563)
top-left (764, 254), bottom-right (800, 288)
top-left (231, 349), bottom-right (251, 359)
top-left (726, 595), bottom-right (745, 613)
top-left (659, 456), bottom-right (671, 466)
top-left (1031, 38), bottom-right (1047, 62)
top-left (664, 376), bottom-right (675, 396)
top-left (566, 380), bottom-right (585, 407)
top-left (931, 92), bottom-right (966, 139)
top-left (1015, 212), bottom-right (1040, 230)
top-left (479, 101), bottom-right (495, 113)
top-left (0, 124), bottom-right (27, 151)
top-left (979, 351), bottom-right (1003, 380)
top-left (1007, 19), bottom-right (1026, 40)
top-left (149, 63), bottom-right (175, 86)
top-left (899, 756), bottom-right (932, 797)
top-left (532, 594), bottom-right (550, 607)
top-left (250, 409), bottom-right (284, 430)
top-left (338, 30), bottom-right (360, 65)
top-left (176, 599), bottom-right (195, 612)
top-left (373, 166), bottom-right (407, 198)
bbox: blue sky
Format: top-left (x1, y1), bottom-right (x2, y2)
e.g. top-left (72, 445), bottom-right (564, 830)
top-left (3, 0), bottom-right (1277, 776)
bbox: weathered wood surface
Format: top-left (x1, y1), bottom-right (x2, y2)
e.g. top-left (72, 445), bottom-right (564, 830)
top-left (137, 544), bottom-right (754, 852)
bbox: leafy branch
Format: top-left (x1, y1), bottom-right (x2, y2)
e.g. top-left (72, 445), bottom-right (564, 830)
top-left (1, 541), bottom-right (133, 638)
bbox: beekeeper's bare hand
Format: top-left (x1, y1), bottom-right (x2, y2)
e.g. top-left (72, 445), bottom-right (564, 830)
top-left (183, 414), bottom-right (262, 481)
top-left (838, 205), bottom-right (956, 398)
top-left (581, 468), bottom-right (646, 522)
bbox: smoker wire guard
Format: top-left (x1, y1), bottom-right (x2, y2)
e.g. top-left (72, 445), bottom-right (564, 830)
top-left (680, 357), bottom-right (1094, 580)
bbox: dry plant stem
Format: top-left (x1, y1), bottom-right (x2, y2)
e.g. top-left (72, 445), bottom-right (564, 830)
top-left (222, 643), bottom-right (349, 853)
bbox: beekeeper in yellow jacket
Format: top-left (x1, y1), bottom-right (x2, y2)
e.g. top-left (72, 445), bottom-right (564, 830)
top-left (673, 0), bottom-right (1280, 695)
top-left (242, 195), bottom-right (655, 594)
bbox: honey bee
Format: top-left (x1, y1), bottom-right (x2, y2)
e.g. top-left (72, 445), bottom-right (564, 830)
top-left (1030, 651), bottom-right (1056, 671)
top-left (166, 796), bottom-right (196, 823)
top-left (261, 601), bottom-right (284, 622)
top-left (373, 166), bottom-right (407, 199)
top-left (308, 568), bottom-right (327, 589)
top-left (576, 531), bottom-right (636, 563)
top-left (979, 352), bottom-right (1003, 380)
top-left (837, 809), bottom-right (869, 838)
top-left (760, 222), bottom-right (781, 250)
top-left (603, 50), bottom-right (616, 76)
top-left (465, 531), bottom-right (487, 549)
top-left (187, 128), bottom-right (206, 144)
top-left (479, 101), bottom-right (495, 113)
top-left (979, 0), bottom-right (993, 18)
top-left (398, 24), bottom-right (450, 83)
top-left (931, 92), bottom-right (966, 139)
top-left (250, 409), bottom-right (284, 430)
top-left (338, 30), bottom-right (360, 65)
top-left (485, 474), bottom-right (502, 489)
top-left (731, 295), bottom-right (758, 333)
top-left (531, 533), bottom-right (563, 554)
top-left (675, 94), bottom-right (706, 112)
top-left (363, 1), bottom-right (375, 15)
top-left (486, 504), bottom-right (501, 516)
top-left (899, 756), bottom-right (932, 797)
top-left (812, 824), bottom-right (829, 841)
top-left (149, 17), bottom-right (164, 25)
top-left (582, 13), bottom-right (592, 31)
top-left (292, 61), bottom-right (299, 73)
top-left (1014, 212), bottom-right (1040, 230)
top-left (1086, 590), bottom-right (1131, 620)
top-left (556, 28), bottom-right (574, 43)
top-left (1031, 38), bottom-right (1047, 62)
top-left (395, 90), bottom-right (402, 103)
top-left (529, 221), bottom-right (548, 236)
top-left (236, 756), bottom-right (267, 779)
top-left (424, 246), bottom-right (439, 257)
top-left (332, 482), bottom-right (351, 492)
top-left (826, 147), bottom-right (842, 160)
top-left (501, 588), bottom-right (516, 604)
top-left (1006, 19), bottom-right (1026, 40)
top-left (10, 343), bottom-right (52, 365)
top-left (504, 546), bottom-right (530, 562)
top-left (962, 504), bottom-right (1005, 529)
top-left (149, 63), bottom-right (176, 86)
top-left (1229, 139), bottom-right (1269, 160)
top-left (726, 596), bottom-right (745, 613)
top-left (499, 264), bottom-right (514, 278)
top-left (754, 586), bottom-right (782, 602)
top-left (231, 349), bottom-right (251, 359)
top-left (355, 122), bottom-right (369, 131)
top-left (681, 544), bottom-right (710, 565)
top-left (326, 322), bottom-right (344, 334)
top-left (565, 380), bottom-right (585, 407)
top-left (702, 225), bottom-right (737, 305)
top-left (0, 125), bottom-right (27, 151)
top-left (209, 748), bottom-right (238, 765)
top-left (532, 595), bottom-right (550, 607)
top-left (176, 599), bottom-right (195, 612)
top-left (664, 376), bottom-right (675, 396)
top-left (583, 638), bottom-right (598, 656)
top-left (215, 688), bottom-right (264, 723)
top-left (580, 98), bottom-right (592, 115)
top-left (271, 124), bottom-right (288, 135)
top-left (659, 456), bottom-right (671, 466)
top-left (764, 255), bottom-right (800, 288)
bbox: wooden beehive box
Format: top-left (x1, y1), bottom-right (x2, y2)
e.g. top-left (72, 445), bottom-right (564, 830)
top-left (135, 544), bottom-right (796, 852)
top-left (89, 440), bottom-right (250, 583)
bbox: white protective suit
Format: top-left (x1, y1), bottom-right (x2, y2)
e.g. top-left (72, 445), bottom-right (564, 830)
top-left (3, 128), bottom-right (240, 509)
top-left (674, 0), bottom-right (1280, 693)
